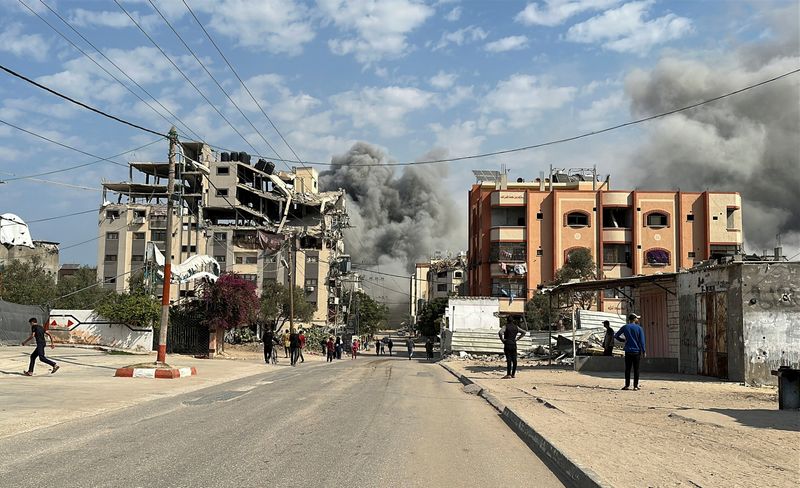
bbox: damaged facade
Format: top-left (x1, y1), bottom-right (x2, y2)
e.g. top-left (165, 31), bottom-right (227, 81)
top-left (0, 240), bottom-right (60, 281)
top-left (97, 142), bottom-right (348, 325)
top-left (410, 251), bottom-right (467, 325)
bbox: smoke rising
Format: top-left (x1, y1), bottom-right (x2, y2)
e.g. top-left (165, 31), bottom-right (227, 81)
top-left (624, 4), bottom-right (799, 253)
top-left (320, 142), bottom-right (464, 314)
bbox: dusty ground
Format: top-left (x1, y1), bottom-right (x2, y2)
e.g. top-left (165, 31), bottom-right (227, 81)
top-left (445, 359), bottom-right (799, 488)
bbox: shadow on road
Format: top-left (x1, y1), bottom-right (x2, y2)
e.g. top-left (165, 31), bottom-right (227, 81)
top-left (708, 408), bottom-right (800, 432)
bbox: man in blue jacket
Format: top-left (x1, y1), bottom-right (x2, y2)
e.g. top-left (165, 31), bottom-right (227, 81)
top-left (615, 313), bottom-right (646, 390)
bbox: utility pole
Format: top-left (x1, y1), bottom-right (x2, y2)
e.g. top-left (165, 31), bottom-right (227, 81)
top-left (288, 234), bottom-right (295, 332)
top-left (156, 126), bottom-right (177, 364)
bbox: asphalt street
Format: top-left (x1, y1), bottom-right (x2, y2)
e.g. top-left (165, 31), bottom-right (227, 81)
top-left (0, 354), bottom-right (564, 487)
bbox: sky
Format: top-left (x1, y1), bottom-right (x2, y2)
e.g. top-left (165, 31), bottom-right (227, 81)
top-left (0, 0), bottom-right (798, 268)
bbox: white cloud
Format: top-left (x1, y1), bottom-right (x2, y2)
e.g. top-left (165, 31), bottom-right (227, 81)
top-left (429, 71), bottom-right (458, 89)
top-left (200, 0), bottom-right (315, 56)
top-left (330, 86), bottom-right (433, 137)
top-left (578, 91), bottom-right (626, 129)
top-left (432, 25), bottom-right (488, 51)
top-left (436, 85), bottom-right (474, 110)
top-left (482, 74), bottom-right (576, 128)
top-left (68, 8), bottom-right (158, 30)
top-left (444, 6), bottom-right (462, 22)
top-left (515, 0), bottom-right (621, 27)
top-left (566, 1), bottom-right (693, 54)
top-left (429, 120), bottom-right (485, 157)
top-left (0, 23), bottom-right (49, 61)
top-left (484, 35), bottom-right (529, 53)
top-left (321, 0), bottom-right (434, 64)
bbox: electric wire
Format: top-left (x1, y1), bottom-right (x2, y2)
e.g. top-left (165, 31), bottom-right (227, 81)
top-left (0, 64), bottom-right (168, 138)
top-left (180, 0), bottom-right (306, 169)
top-left (28, 208), bottom-right (98, 223)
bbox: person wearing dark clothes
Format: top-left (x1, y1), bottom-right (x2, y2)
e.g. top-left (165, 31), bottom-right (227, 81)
top-left (335, 336), bottom-right (343, 360)
top-left (262, 327), bottom-right (276, 364)
top-left (326, 337), bottom-right (335, 362)
top-left (499, 318), bottom-right (526, 379)
top-left (425, 337), bottom-right (434, 360)
top-left (615, 313), bottom-right (646, 390)
top-left (320, 339), bottom-right (327, 356)
top-left (289, 329), bottom-right (301, 366)
top-left (387, 338), bottom-right (394, 356)
top-left (22, 318), bottom-right (59, 376)
top-left (375, 339), bottom-right (381, 355)
top-left (602, 320), bottom-right (615, 356)
top-left (406, 337), bottom-right (414, 360)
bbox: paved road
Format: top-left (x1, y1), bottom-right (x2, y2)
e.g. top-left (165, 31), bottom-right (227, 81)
top-left (0, 356), bottom-right (564, 487)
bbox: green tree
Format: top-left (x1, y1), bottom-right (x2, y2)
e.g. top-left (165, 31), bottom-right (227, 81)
top-left (96, 292), bottom-right (160, 328)
top-left (260, 281), bottom-right (315, 331)
top-left (555, 248), bottom-right (597, 310)
top-left (54, 266), bottom-right (112, 310)
top-left (0, 257), bottom-right (57, 305)
top-left (525, 292), bottom-right (557, 330)
top-left (416, 296), bottom-right (448, 337)
top-left (345, 291), bottom-right (388, 337)
top-left (203, 273), bottom-right (261, 330)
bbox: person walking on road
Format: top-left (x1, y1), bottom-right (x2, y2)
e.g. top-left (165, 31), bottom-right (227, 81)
top-left (289, 329), bottom-right (301, 366)
top-left (375, 339), bottom-right (381, 356)
top-left (387, 338), bottom-right (394, 356)
top-left (326, 336), bottom-right (335, 362)
top-left (335, 336), bottom-right (343, 360)
top-left (499, 318), bottom-right (526, 379)
top-left (615, 313), bottom-right (646, 390)
top-left (298, 329), bottom-right (306, 363)
top-left (262, 326), bottom-right (276, 364)
top-left (602, 320), bottom-right (615, 356)
top-left (406, 337), bottom-right (415, 360)
top-left (351, 338), bottom-right (359, 359)
top-left (282, 330), bottom-right (290, 358)
top-left (380, 339), bottom-right (386, 355)
top-left (22, 318), bottom-right (59, 376)
top-left (425, 337), bottom-right (434, 361)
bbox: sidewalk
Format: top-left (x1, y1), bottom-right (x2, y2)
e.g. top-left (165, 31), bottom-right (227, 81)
top-left (444, 360), bottom-right (798, 487)
top-left (0, 344), bottom-right (304, 439)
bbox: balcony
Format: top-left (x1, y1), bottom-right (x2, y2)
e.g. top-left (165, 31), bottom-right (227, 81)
top-left (602, 229), bottom-right (631, 243)
top-left (490, 227), bottom-right (525, 241)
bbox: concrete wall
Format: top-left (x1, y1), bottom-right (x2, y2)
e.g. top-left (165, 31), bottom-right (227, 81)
top-left (48, 309), bottom-right (153, 352)
top-left (740, 263), bottom-right (800, 386)
top-left (445, 297), bottom-right (500, 332)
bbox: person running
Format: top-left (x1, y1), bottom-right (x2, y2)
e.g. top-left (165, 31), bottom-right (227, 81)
top-left (351, 338), bottom-right (359, 359)
top-left (289, 328), bottom-right (301, 366)
top-left (262, 325), bottom-right (276, 364)
top-left (387, 338), bottom-right (394, 356)
top-left (615, 313), bottom-right (646, 390)
top-left (425, 337), bottom-right (434, 361)
top-left (326, 337), bottom-right (335, 362)
top-left (282, 330), bottom-right (290, 358)
top-left (375, 339), bottom-right (381, 355)
top-left (498, 317), bottom-right (526, 379)
top-left (602, 320), bottom-right (615, 356)
top-left (22, 317), bottom-right (59, 376)
top-left (298, 329), bottom-right (306, 363)
top-left (406, 337), bottom-right (415, 360)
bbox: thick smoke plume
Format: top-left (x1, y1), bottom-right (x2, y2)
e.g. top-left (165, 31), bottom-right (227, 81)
top-left (625, 4), bottom-right (799, 253)
top-left (320, 142), bottom-right (464, 316)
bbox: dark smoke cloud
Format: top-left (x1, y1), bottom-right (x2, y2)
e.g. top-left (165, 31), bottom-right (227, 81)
top-left (624, 3), bottom-right (799, 252)
top-left (320, 142), bottom-right (464, 311)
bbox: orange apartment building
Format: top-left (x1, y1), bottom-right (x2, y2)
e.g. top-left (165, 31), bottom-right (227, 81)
top-left (467, 170), bottom-right (743, 314)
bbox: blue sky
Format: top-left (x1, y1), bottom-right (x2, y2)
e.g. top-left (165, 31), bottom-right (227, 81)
top-left (0, 0), bottom-right (797, 265)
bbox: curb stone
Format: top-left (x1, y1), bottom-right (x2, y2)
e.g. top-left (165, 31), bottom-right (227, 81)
top-left (115, 366), bottom-right (197, 379)
top-left (439, 362), bottom-right (610, 488)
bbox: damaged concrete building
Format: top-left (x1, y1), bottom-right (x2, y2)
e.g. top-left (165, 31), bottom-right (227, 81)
top-left (410, 252), bottom-right (467, 325)
top-left (97, 142), bottom-right (348, 325)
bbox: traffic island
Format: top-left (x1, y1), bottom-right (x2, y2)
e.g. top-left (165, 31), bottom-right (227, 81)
top-left (114, 362), bottom-right (197, 379)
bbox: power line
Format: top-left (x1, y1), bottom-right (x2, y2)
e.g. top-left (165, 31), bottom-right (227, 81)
top-left (113, 0), bottom-right (265, 158)
top-left (147, 0), bottom-right (290, 171)
top-left (17, 0), bottom-right (199, 144)
top-left (0, 138), bottom-right (161, 182)
top-left (180, 0), bottom-right (306, 170)
top-left (28, 208), bottom-right (97, 223)
top-left (0, 64), bottom-right (168, 138)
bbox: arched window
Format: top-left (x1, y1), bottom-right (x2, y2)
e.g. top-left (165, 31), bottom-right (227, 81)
top-left (645, 249), bottom-right (670, 266)
top-left (645, 211), bottom-right (669, 228)
top-left (566, 211), bottom-right (590, 227)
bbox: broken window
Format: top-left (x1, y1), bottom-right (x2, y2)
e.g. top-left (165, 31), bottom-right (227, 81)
top-left (603, 244), bottom-right (630, 266)
top-left (726, 207), bottom-right (738, 229)
top-left (603, 207), bottom-right (631, 228)
top-left (491, 280), bottom-right (525, 298)
top-left (216, 188), bottom-right (229, 197)
top-left (710, 245), bottom-right (740, 260)
top-left (646, 212), bottom-right (669, 227)
top-left (645, 249), bottom-right (670, 266)
top-left (216, 166), bottom-right (230, 175)
top-left (566, 211), bottom-right (589, 227)
top-left (454, 271), bottom-right (463, 279)
top-left (105, 210), bottom-right (120, 220)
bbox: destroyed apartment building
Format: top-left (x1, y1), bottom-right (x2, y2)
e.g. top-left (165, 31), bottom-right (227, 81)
top-left (97, 142), bottom-right (348, 325)
top-left (410, 251), bottom-right (468, 325)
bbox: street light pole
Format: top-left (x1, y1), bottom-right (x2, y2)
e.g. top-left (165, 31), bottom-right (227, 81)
top-left (156, 126), bottom-right (177, 364)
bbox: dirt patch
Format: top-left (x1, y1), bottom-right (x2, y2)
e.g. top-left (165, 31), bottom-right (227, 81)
top-left (446, 360), bottom-right (797, 487)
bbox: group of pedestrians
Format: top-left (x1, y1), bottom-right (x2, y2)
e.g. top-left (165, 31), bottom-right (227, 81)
top-left (374, 337), bottom-right (395, 355)
top-left (261, 327), bottom-right (307, 366)
top-left (324, 336), bottom-right (361, 362)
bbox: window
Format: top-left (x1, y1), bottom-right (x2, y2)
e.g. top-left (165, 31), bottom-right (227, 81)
top-left (149, 215), bottom-right (167, 229)
top-left (106, 232), bottom-right (119, 240)
top-left (306, 255), bottom-right (319, 263)
top-left (305, 279), bottom-right (317, 288)
top-left (491, 207), bottom-right (526, 227)
top-left (437, 271), bottom-right (447, 278)
top-left (726, 207), bottom-right (738, 229)
top-left (645, 249), bottom-right (670, 266)
top-left (216, 188), bottom-right (229, 197)
top-left (240, 274), bottom-right (257, 282)
top-left (710, 245), bottom-right (740, 260)
top-left (214, 255), bottom-right (226, 263)
top-left (646, 212), bottom-right (669, 227)
top-left (150, 230), bottom-right (166, 242)
top-left (688, 251), bottom-right (696, 258)
top-left (603, 244), bottom-right (631, 265)
top-left (105, 210), bottom-right (119, 220)
top-left (133, 232), bottom-right (145, 240)
top-left (104, 276), bottom-right (116, 284)
top-left (104, 254), bottom-right (117, 262)
top-left (566, 211), bottom-right (589, 227)
top-left (133, 210), bottom-right (146, 219)
top-left (687, 214), bottom-right (695, 221)
top-left (536, 249), bottom-right (543, 256)
top-left (603, 207), bottom-right (631, 228)
top-left (213, 232), bottom-right (226, 242)
top-left (491, 280), bottom-right (525, 298)
top-left (603, 286), bottom-right (630, 299)
top-left (490, 242), bottom-right (526, 261)
top-left (437, 284), bottom-right (448, 292)
top-left (246, 256), bottom-right (258, 264)
top-left (454, 271), bottom-right (463, 279)
top-left (216, 166), bottom-right (230, 175)
top-left (180, 245), bottom-right (197, 253)
top-left (131, 255), bottom-right (144, 262)
top-left (536, 212), bottom-right (543, 220)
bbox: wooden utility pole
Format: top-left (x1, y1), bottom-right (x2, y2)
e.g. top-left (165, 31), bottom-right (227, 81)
top-left (288, 234), bottom-right (295, 332)
top-left (156, 126), bottom-right (177, 364)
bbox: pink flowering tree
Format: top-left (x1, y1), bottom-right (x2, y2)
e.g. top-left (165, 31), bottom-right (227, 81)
top-left (202, 273), bottom-right (259, 353)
